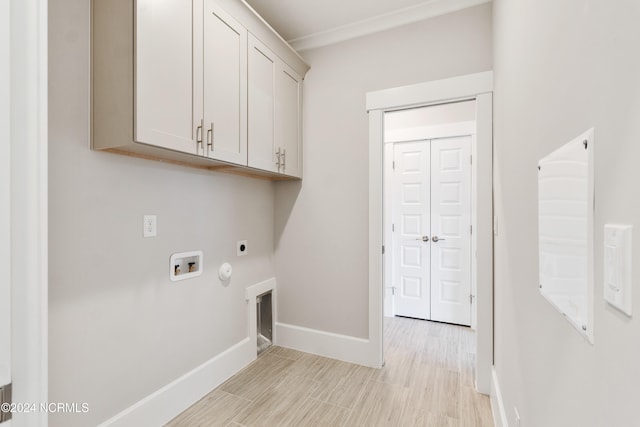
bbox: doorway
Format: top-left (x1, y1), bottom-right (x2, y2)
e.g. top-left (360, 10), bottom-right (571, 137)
top-left (390, 135), bottom-right (473, 326)
top-left (366, 72), bottom-right (493, 393)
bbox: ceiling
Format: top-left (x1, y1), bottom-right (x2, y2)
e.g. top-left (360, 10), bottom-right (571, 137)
top-left (244, 0), bottom-right (491, 51)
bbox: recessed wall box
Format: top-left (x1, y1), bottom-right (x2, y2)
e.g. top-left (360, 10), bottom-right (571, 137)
top-left (170, 251), bottom-right (203, 282)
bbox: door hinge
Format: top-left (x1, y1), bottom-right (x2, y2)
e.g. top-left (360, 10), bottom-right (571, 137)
top-left (382, 245), bottom-right (385, 255)
top-left (392, 161), bottom-right (395, 171)
top-left (470, 155), bottom-right (473, 165)
top-left (392, 224), bottom-right (395, 232)
top-left (470, 294), bottom-right (474, 304)
top-left (0, 383), bottom-right (12, 423)
top-left (392, 286), bottom-right (396, 296)
top-left (470, 225), bottom-right (472, 235)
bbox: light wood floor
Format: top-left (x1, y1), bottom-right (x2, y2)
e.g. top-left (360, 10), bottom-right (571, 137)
top-left (166, 317), bottom-right (494, 426)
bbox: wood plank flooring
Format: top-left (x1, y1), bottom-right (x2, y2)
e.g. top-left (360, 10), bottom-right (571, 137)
top-left (166, 317), bottom-right (494, 426)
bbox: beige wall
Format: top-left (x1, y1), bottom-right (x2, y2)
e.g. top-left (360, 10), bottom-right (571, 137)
top-left (493, 0), bottom-right (640, 425)
top-left (275, 4), bottom-right (493, 338)
top-left (49, 0), bottom-right (275, 425)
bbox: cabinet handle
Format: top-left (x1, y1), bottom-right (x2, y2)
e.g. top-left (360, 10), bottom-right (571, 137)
top-left (196, 121), bottom-right (203, 146)
top-left (275, 148), bottom-right (282, 170)
top-left (207, 122), bottom-right (214, 152)
top-left (281, 148), bottom-right (286, 173)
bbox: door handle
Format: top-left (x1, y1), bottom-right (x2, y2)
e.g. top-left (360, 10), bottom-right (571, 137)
top-left (415, 236), bottom-right (429, 242)
top-left (432, 236), bottom-right (446, 242)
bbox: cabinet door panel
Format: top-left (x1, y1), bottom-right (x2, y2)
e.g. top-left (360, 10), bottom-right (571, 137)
top-left (276, 64), bottom-right (302, 178)
top-left (136, 0), bottom-right (196, 153)
top-left (203, 1), bottom-right (247, 165)
top-left (248, 35), bottom-right (277, 173)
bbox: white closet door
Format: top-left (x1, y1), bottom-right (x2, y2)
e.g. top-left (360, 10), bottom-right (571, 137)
top-left (136, 0), bottom-right (196, 153)
top-left (430, 136), bottom-right (472, 326)
top-left (203, 0), bottom-right (247, 164)
top-left (392, 141), bottom-right (431, 320)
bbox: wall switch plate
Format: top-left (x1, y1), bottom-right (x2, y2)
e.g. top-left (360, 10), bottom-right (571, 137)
top-left (170, 251), bottom-right (203, 282)
top-left (604, 224), bottom-right (632, 316)
top-left (143, 215), bottom-right (157, 237)
top-left (237, 240), bottom-right (248, 256)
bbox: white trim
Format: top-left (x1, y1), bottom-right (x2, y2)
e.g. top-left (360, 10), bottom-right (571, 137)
top-left (474, 92), bottom-right (493, 393)
top-left (369, 109), bottom-right (385, 368)
top-left (0, 0), bottom-right (11, 388)
top-left (385, 120), bottom-right (476, 143)
top-left (367, 72), bottom-right (493, 394)
top-left (491, 366), bottom-right (508, 427)
top-left (9, 0), bottom-right (49, 424)
top-left (97, 338), bottom-right (254, 427)
top-left (366, 71), bottom-right (493, 112)
top-left (274, 323), bottom-right (379, 368)
top-left (383, 143), bottom-right (395, 318)
top-left (288, 0), bottom-right (492, 52)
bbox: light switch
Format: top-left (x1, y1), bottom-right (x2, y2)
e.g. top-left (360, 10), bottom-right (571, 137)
top-left (604, 224), bottom-right (632, 316)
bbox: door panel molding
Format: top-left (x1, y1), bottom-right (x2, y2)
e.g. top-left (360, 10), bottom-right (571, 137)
top-left (391, 137), bottom-right (472, 326)
top-left (430, 136), bottom-right (472, 325)
top-left (392, 141), bottom-right (431, 320)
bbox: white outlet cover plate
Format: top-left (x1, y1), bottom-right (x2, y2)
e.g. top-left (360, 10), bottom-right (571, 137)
top-left (237, 240), bottom-right (248, 256)
top-left (143, 215), bottom-right (157, 237)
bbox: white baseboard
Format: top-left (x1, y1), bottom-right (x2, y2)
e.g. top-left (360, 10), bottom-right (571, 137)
top-left (490, 366), bottom-right (508, 427)
top-left (97, 338), bottom-right (254, 427)
top-left (275, 322), bottom-right (380, 368)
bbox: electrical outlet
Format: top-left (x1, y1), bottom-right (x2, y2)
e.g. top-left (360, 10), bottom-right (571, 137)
top-left (143, 215), bottom-right (157, 237)
top-left (237, 240), bottom-right (248, 256)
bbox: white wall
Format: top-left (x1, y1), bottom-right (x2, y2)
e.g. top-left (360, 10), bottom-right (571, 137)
top-left (384, 100), bottom-right (476, 135)
top-left (49, 1), bottom-right (275, 426)
top-left (493, 1), bottom-right (640, 426)
top-left (275, 4), bottom-right (492, 338)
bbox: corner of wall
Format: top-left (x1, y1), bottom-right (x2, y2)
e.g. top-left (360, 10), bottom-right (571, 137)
top-left (490, 366), bottom-right (508, 427)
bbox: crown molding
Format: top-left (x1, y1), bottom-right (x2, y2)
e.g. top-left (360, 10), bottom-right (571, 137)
top-left (289, 0), bottom-right (492, 52)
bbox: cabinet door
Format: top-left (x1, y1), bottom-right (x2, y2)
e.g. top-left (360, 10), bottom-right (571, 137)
top-left (202, 0), bottom-right (247, 165)
top-left (136, 0), bottom-right (197, 153)
top-left (247, 34), bottom-right (277, 173)
top-left (275, 63), bottom-right (302, 178)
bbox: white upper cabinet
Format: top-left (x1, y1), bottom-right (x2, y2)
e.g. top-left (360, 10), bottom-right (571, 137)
top-left (200, 1), bottom-right (248, 165)
top-left (248, 34), bottom-right (303, 178)
top-left (135, 0), bottom-right (196, 154)
top-left (275, 62), bottom-right (302, 178)
top-left (248, 35), bottom-right (277, 173)
top-left (92, 0), bottom-right (308, 180)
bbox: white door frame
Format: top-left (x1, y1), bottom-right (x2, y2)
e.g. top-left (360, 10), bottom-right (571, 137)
top-left (367, 71), bottom-right (493, 393)
top-left (5, 0), bottom-right (49, 424)
top-left (1, 0), bottom-right (11, 400)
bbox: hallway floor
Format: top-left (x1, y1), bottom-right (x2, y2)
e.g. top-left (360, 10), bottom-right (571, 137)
top-left (166, 317), bottom-right (494, 426)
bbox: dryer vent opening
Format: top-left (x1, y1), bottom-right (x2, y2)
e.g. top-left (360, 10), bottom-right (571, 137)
top-left (257, 291), bottom-right (273, 355)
